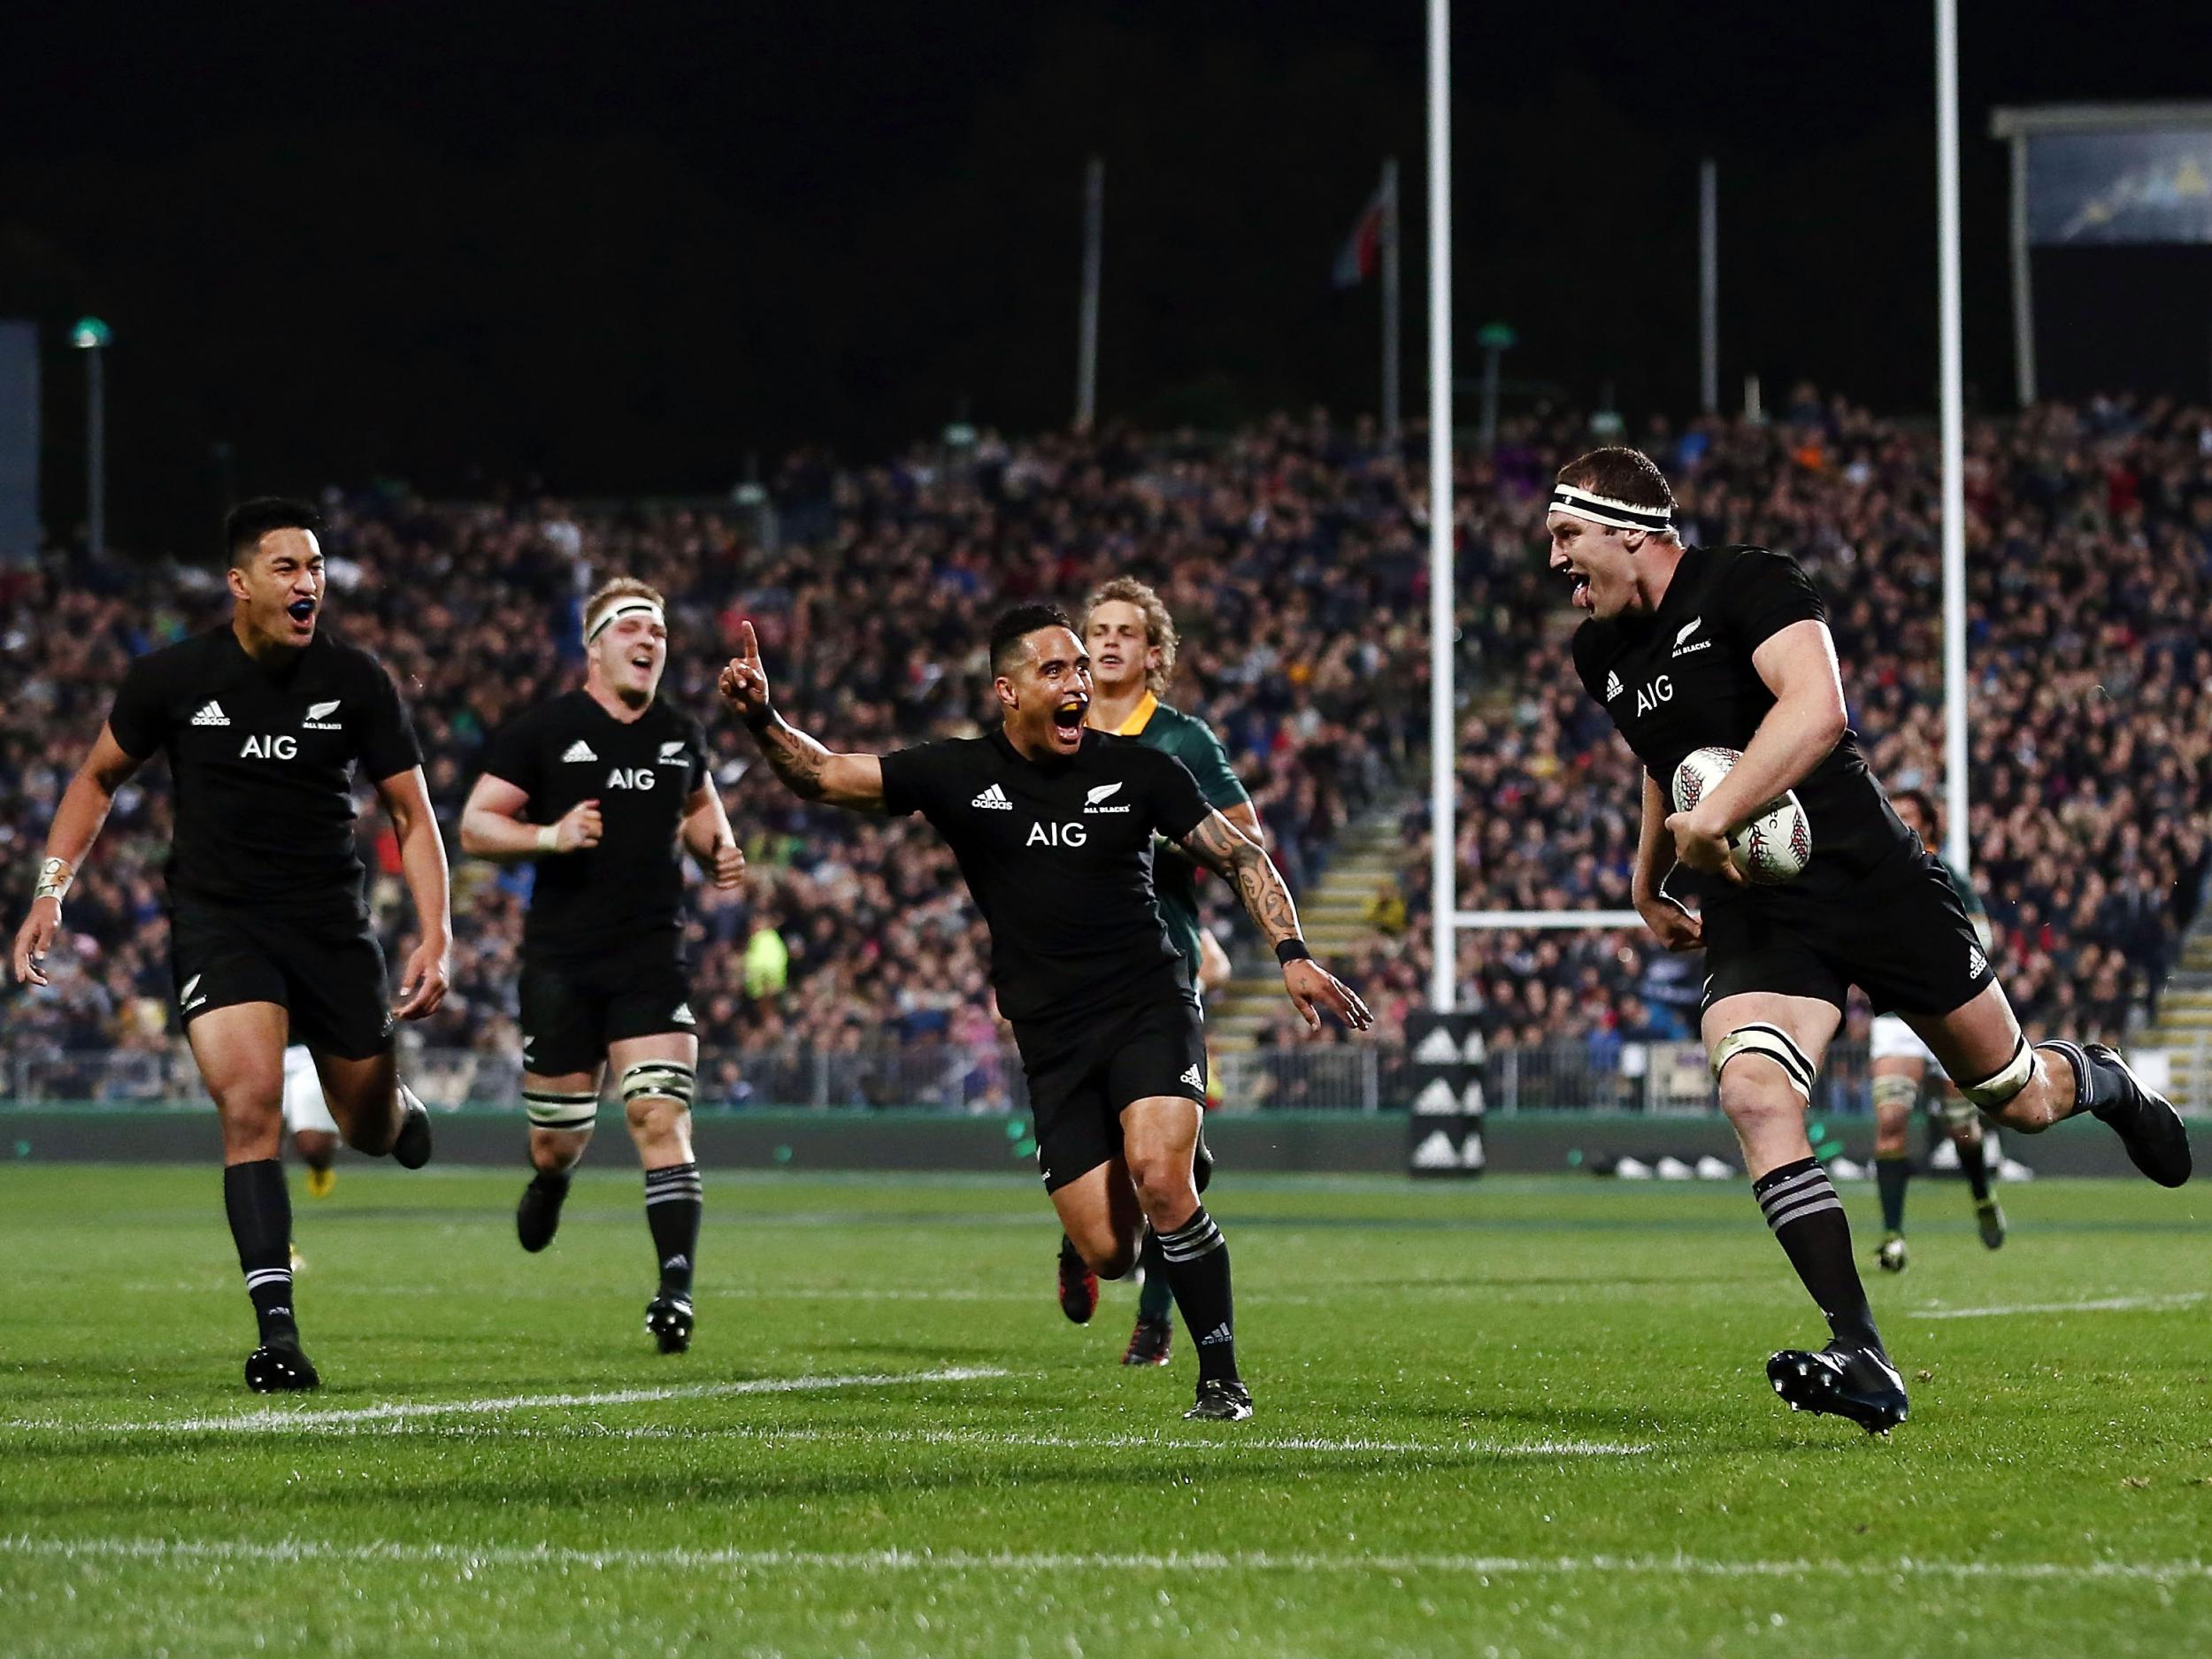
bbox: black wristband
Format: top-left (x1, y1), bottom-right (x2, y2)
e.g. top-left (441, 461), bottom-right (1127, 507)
top-left (742, 703), bottom-right (776, 733)
top-left (1275, 938), bottom-right (1314, 966)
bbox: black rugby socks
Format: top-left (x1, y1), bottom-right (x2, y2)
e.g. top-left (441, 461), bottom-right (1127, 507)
top-left (644, 1162), bottom-right (703, 1297)
top-left (1155, 1206), bottom-right (1239, 1382)
top-left (1875, 1152), bottom-right (1909, 1233)
top-left (1754, 1157), bottom-right (1883, 1353)
top-left (224, 1159), bottom-right (296, 1344)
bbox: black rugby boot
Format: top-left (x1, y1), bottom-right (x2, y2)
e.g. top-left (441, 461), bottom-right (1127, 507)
top-left (517, 1171), bottom-right (572, 1253)
top-left (1766, 1343), bottom-right (1909, 1435)
top-left (392, 1093), bottom-right (434, 1170)
top-left (644, 1293), bottom-right (695, 1355)
top-left (1183, 1379), bottom-right (1255, 1421)
top-left (244, 1337), bottom-right (321, 1394)
top-left (2075, 1042), bottom-right (2192, 1187)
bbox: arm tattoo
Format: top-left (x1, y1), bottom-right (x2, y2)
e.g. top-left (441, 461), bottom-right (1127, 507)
top-left (1179, 813), bottom-right (1302, 946)
top-left (750, 711), bottom-right (830, 800)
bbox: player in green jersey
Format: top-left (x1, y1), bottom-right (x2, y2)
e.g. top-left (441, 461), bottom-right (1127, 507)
top-left (1060, 577), bottom-right (1265, 1366)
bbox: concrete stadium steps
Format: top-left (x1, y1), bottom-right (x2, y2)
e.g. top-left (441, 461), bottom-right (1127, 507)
top-left (2139, 929), bottom-right (2212, 1092)
top-left (1208, 792), bottom-right (1412, 1050)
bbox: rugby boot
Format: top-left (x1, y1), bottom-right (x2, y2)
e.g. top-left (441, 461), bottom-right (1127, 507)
top-left (244, 1336), bottom-right (321, 1394)
top-left (1975, 1196), bottom-right (2007, 1249)
top-left (644, 1293), bottom-right (695, 1356)
top-left (1056, 1234), bottom-right (1099, 1325)
top-left (516, 1171), bottom-right (572, 1253)
top-left (1876, 1232), bottom-right (1909, 1273)
top-left (1766, 1342), bottom-right (1908, 1435)
top-left (392, 1094), bottom-right (434, 1171)
top-left (1122, 1317), bottom-right (1174, 1367)
top-left (2076, 1042), bottom-right (2191, 1187)
top-left (1183, 1379), bottom-right (1255, 1421)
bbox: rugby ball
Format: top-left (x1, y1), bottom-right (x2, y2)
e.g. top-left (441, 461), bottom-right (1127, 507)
top-left (1669, 746), bottom-right (1812, 885)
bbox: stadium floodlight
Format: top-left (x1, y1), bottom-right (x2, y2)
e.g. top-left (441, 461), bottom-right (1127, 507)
top-left (73, 317), bottom-right (111, 558)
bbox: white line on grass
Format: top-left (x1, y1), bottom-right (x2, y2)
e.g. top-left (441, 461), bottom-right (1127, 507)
top-left (0, 1366), bottom-right (1007, 1436)
top-left (4, 1535), bottom-right (2207, 1585)
top-left (1909, 1293), bottom-right (2206, 1320)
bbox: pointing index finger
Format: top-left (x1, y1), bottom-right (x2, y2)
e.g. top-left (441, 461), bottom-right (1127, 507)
top-left (740, 620), bottom-right (760, 663)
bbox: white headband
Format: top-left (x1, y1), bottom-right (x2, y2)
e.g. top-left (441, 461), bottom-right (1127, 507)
top-left (586, 598), bottom-right (664, 643)
top-left (1548, 483), bottom-right (1674, 534)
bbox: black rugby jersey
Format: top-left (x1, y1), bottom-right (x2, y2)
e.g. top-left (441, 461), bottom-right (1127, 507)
top-left (878, 727), bottom-right (1213, 1025)
top-left (1570, 544), bottom-right (1913, 901)
top-left (478, 690), bottom-right (711, 957)
top-left (105, 626), bottom-right (422, 918)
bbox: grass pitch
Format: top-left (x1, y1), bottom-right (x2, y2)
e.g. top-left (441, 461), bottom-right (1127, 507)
top-left (2, 1161), bottom-right (2208, 1657)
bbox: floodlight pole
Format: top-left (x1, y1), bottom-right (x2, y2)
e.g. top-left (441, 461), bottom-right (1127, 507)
top-left (1936, 0), bottom-right (1970, 872)
top-left (1426, 0), bottom-right (1455, 1013)
top-left (1076, 157), bottom-right (1103, 433)
top-left (73, 318), bottom-right (111, 559)
top-left (1699, 159), bottom-right (1720, 415)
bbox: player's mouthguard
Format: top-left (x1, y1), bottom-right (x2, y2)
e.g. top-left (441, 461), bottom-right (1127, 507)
top-left (1548, 483), bottom-right (1673, 534)
top-left (287, 598), bottom-right (317, 622)
top-left (1052, 697), bottom-right (1087, 729)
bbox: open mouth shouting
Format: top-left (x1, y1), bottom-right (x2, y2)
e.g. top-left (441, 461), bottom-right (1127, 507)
top-left (1050, 694), bottom-right (1089, 749)
top-left (284, 596), bottom-right (319, 635)
top-left (1562, 562), bottom-right (1593, 613)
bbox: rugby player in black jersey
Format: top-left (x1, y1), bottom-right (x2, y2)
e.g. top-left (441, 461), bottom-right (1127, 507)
top-left (718, 603), bottom-right (1371, 1421)
top-left (1549, 448), bottom-right (2189, 1434)
top-left (11, 498), bottom-right (450, 1394)
top-left (461, 578), bottom-right (743, 1355)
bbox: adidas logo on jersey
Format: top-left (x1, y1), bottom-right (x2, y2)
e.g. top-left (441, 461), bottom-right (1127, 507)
top-left (672, 1002), bottom-right (695, 1025)
top-left (1603, 671), bottom-right (1624, 702)
top-left (191, 701), bottom-right (230, 726)
top-left (562, 741), bottom-right (598, 764)
top-left (1968, 944), bottom-right (1988, 980)
top-left (971, 783), bottom-right (1012, 810)
top-left (1180, 1063), bottom-right (1205, 1090)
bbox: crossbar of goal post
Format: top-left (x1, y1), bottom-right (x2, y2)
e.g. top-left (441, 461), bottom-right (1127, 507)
top-left (1450, 910), bottom-right (1645, 931)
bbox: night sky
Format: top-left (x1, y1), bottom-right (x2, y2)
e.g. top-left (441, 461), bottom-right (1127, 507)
top-left (6, 2), bottom-right (2211, 549)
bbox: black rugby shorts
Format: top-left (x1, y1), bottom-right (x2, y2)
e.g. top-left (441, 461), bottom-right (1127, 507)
top-left (169, 897), bottom-right (394, 1060)
top-left (1013, 984), bottom-right (1207, 1193)
top-left (518, 934), bottom-right (695, 1078)
top-left (1700, 848), bottom-right (1996, 1020)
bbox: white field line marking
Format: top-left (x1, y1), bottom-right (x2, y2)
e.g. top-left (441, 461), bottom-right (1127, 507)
top-left (53, 1418), bottom-right (1649, 1457)
top-left (1909, 1292), bottom-right (2207, 1320)
top-left (0, 1366), bottom-right (1007, 1436)
top-left (4, 1535), bottom-right (2208, 1585)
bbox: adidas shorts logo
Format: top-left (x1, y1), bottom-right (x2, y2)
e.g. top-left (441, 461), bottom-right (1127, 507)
top-left (1180, 1063), bottom-right (1205, 1091)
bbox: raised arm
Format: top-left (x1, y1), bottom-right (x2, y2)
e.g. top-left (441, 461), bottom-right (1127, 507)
top-left (11, 724), bottom-right (144, 987)
top-left (717, 621), bottom-right (885, 812)
top-left (372, 766), bottom-right (453, 1021)
top-left (1175, 809), bottom-right (1372, 1032)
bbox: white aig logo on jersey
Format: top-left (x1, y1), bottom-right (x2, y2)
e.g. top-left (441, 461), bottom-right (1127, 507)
top-left (1026, 821), bottom-right (1089, 847)
top-left (1633, 673), bottom-right (1673, 717)
top-left (605, 766), bottom-right (657, 789)
top-left (240, 734), bottom-right (299, 759)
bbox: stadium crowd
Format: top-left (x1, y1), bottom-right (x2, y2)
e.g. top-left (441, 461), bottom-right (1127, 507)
top-left (1271, 388), bottom-right (2212, 1062)
top-left (5, 390), bottom-right (2209, 1102)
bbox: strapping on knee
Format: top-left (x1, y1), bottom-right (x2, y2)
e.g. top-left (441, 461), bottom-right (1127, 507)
top-left (1711, 1023), bottom-right (1817, 1102)
top-left (1936, 1089), bottom-right (1979, 1133)
top-left (524, 1087), bottom-right (600, 1132)
top-left (1957, 1035), bottom-right (2033, 1110)
top-left (1870, 1073), bottom-right (1920, 1116)
top-left (620, 1060), bottom-right (696, 1110)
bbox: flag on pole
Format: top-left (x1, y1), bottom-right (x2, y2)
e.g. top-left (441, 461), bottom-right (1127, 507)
top-left (1333, 179), bottom-right (1392, 288)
